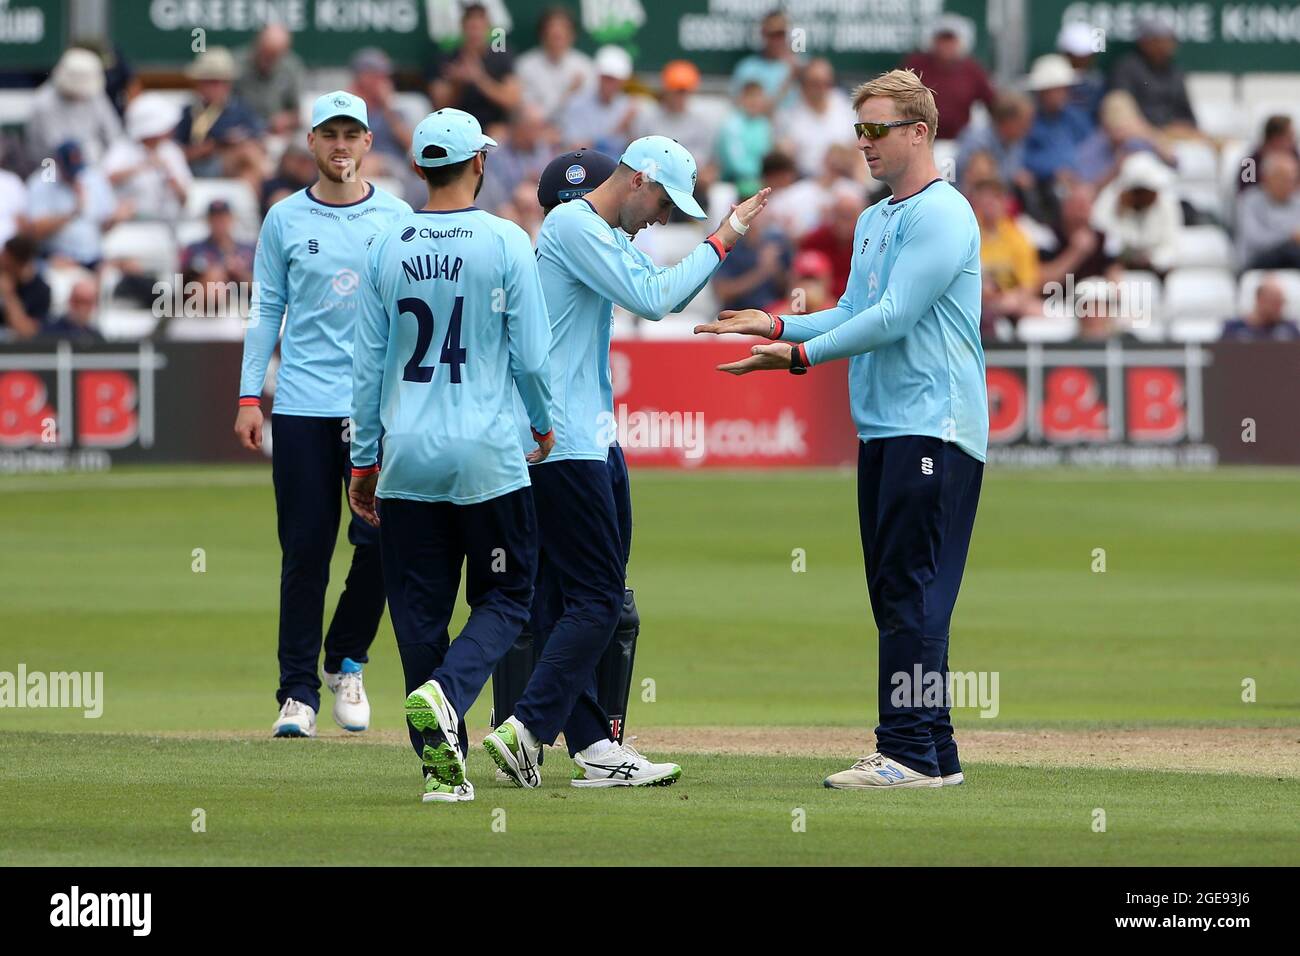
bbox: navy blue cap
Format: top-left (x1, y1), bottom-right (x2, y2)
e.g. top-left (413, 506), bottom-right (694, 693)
top-left (537, 148), bottom-right (618, 210)
top-left (54, 140), bottom-right (84, 176)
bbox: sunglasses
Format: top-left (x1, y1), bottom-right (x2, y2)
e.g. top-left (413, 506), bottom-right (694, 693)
top-left (854, 119), bottom-right (921, 140)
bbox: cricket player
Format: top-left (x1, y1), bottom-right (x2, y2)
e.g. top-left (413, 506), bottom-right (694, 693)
top-left (490, 148), bottom-right (646, 751)
top-left (482, 135), bottom-right (770, 789)
top-left (698, 70), bottom-right (988, 790)
top-left (236, 91), bottom-right (411, 739)
top-left (347, 109), bottom-right (555, 803)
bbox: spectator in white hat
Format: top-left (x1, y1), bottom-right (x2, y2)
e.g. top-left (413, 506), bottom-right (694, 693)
top-left (103, 93), bottom-right (192, 222)
top-left (1023, 54), bottom-right (1094, 186)
top-left (561, 45), bottom-right (639, 156)
top-left (26, 47), bottom-right (124, 167)
top-left (516, 6), bottom-right (594, 125)
top-left (175, 47), bottom-right (266, 187)
top-left (1090, 151), bottom-right (1183, 275)
top-left (1057, 22), bottom-right (1106, 118)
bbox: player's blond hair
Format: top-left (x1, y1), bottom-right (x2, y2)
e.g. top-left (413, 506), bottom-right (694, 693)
top-left (851, 69), bottom-right (940, 143)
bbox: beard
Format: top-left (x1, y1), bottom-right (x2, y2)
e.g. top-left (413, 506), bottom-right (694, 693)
top-left (317, 153), bottom-right (359, 184)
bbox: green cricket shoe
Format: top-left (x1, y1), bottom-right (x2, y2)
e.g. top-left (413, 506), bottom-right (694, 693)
top-left (483, 716), bottom-right (540, 789)
top-left (405, 679), bottom-right (466, 787)
top-left (423, 773), bottom-right (475, 804)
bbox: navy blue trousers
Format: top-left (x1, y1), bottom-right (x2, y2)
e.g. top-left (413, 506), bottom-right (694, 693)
top-left (379, 489), bottom-right (537, 759)
top-left (858, 436), bottom-right (983, 779)
top-left (271, 414), bottom-right (385, 712)
top-left (516, 448), bottom-right (629, 755)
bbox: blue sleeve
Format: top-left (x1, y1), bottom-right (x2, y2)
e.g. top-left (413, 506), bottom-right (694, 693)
top-left (502, 228), bottom-right (553, 437)
top-left (239, 209), bottom-right (288, 399)
top-left (804, 203), bottom-right (968, 365)
top-left (560, 212), bottom-right (724, 320)
top-left (349, 236), bottom-right (388, 468)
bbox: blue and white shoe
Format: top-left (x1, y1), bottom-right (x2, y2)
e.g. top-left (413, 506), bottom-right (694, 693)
top-left (272, 698), bottom-right (317, 738)
top-left (324, 657), bottom-right (369, 732)
top-left (823, 752), bottom-right (942, 789)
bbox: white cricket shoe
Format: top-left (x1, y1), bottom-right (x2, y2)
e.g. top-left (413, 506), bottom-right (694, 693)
top-left (324, 657), bottom-right (369, 732)
top-left (823, 752), bottom-right (941, 789)
top-left (942, 771), bottom-right (965, 786)
top-left (570, 740), bottom-right (681, 788)
top-left (272, 698), bottom-right (317, 738)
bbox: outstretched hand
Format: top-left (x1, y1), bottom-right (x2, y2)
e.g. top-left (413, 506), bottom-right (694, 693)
top-left (716, 342), bottom-right (793, 375)
top-left (693, 308), bottom-right (774, 338)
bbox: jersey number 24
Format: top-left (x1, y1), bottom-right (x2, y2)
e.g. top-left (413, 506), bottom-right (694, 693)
top-left (400, 296), bottom-right (466, 384)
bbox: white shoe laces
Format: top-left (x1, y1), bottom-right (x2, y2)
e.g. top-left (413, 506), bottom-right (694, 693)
top-left (336, 671), bottom-right (364, 706)
top-left (282, 698), bottom-right (310, 720)
top-left (850, 753), bottom-right (886, 772)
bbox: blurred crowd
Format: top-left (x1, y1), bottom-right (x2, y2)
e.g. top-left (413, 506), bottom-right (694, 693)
top-left (1, 3), bottom-right (1298, 344)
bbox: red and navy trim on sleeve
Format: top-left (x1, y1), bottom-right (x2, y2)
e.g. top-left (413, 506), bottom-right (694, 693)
top-left (238, 396), bottom-right (261, 407)
top-left (796, 343), bottom-right (811, 368)
top-left (531, 427), bottom-right (554, 444)
top-left (350, 463), bottom-right (380, 478)
top-left (706, 234), bottom-right (728, 262)
top-left (767, 312), bottom-right (784, 339)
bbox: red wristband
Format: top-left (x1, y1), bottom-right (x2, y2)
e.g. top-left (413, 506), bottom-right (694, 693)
top-left (531, 427), bottom-right (554, 443)
top-left (706, 234), bottom-right (728, 261)
top-left (238, 396), bottom-right (261, 407)
top-left (767, 312), bottom-right (784, 339)
top-left (351, 463), bottom-right (379, 477)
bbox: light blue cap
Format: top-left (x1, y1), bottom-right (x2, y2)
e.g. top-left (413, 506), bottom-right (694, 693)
top-left (310, 90), bottom-right (369, 130)
top-left (412, 108), bottom-right (498, 167)
top-left (618, 135), bottom-right (705, 219)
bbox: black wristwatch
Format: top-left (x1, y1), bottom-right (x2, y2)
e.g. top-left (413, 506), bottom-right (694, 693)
top-left (789, 344), bottom-right (807, 375)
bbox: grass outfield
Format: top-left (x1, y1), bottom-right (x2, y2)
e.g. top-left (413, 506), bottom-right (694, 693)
top-left (1, 465), bottom-right (1298, 865)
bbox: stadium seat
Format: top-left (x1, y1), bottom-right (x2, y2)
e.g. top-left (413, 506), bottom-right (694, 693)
top-left (638, 223), bottom-right (706, 266)
top-left (97, 308), bottom-right (161, 341)
top-left (638, 314), bottom-right (697, 339)
top-left (1117, 269), bottom-right (1164, 337)
top-left (706, 180), bottom-right (739, 225)
top-left (1172, 139), bottom-right (1218, 182)
top-left (369, 176), bottom-right (405, 199)
top-left (0, 89), bottom-right (35, 127)
top-left (186, 179), bottom-right (260, 239)
top-left (1237, 268), bottom-right (1300, 320)
top-left (1016, 315), bottom-right (1077, 342)
top-left (43, 263), bottom-right (93, 317)
top-left (1162, 267), bottom-right (1237, 322)
top-left (175, 220), bottom-right (210, 249)
top-left (1239, 72), bottom-right (1300, 106)
top-left (395, 91), bottom-right (433, 122)
top-left (1186, 72), bottom-right (1240, 139)
top-left (1218, 137), bottom-right (1252, 206)
top-left (932, 139), bottom-right (958, 182)
top-left (101, 222), bottom-right (178, 278)
top-left (1172, 224), bottom-right (1234, 269)
top-left (164, 315), bottom-right (246, 341)
top-left (1167, 316), bottom-right (1226, 342)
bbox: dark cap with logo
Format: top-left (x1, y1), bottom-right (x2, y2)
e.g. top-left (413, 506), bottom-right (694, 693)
top-left (537, 148), bottom-right (619, 212)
